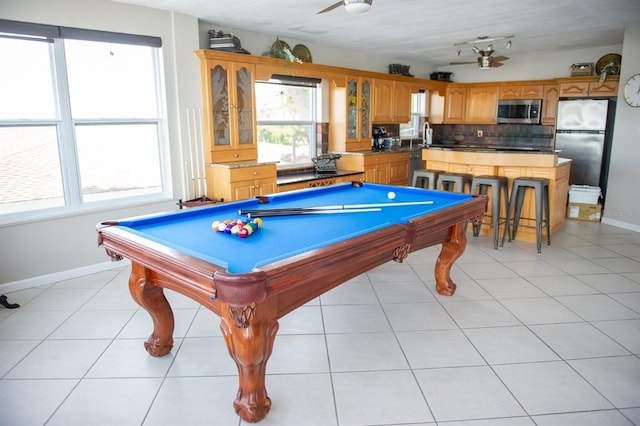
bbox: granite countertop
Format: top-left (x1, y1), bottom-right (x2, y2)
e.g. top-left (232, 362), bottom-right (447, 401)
top-left (277, 169), bottom-right (363, 186)
top-left (337, 146), bottom-right (424, 156)
top-left (425, 146), bottom-right (558, 154)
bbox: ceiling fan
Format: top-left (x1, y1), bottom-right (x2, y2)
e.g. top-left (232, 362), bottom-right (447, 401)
top-left (450, 44), bottom-right (510, 70)
top-left (318, 0), bottom-right (372, 14)
top-left (450, 35), bottom-right (513, 70)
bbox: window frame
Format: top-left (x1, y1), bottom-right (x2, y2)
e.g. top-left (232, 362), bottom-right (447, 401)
top-left (0, 19), bottom-right (169, 223)
top-left (255, 76), bottom-right (320, 168)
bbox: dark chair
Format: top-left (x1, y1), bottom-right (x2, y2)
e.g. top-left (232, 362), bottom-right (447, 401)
top-left (436, 172), bottom-right (473, 193)
top-left (501, 177), bottom-right (551, 254)
top-left (470, 175), bottom-right (509, 250)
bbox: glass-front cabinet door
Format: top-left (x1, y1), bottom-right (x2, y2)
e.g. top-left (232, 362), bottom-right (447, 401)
top-left (360, 78), bottom-right (371, 140)
top-left (205, 60), bottom-right (257, 162)
top-left (234, 65), bottom-right (254, 146)
top-left (211, 64), bottom-right (231, 147)
top-left (346, 76), bottom-right (371, 142)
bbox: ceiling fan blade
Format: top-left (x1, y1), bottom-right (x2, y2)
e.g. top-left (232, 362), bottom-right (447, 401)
top-left (493, 56), bottom-right (509, 62)
top-left (450, 61), bottom-right (476, 65)
top-left (491, 62), bottom-right (505, 68)
top-left (317, 0), bottom-right (343, 14)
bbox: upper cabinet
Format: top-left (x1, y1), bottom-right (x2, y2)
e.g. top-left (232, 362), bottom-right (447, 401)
top-left (444, 84), bottom-right (497, 124)
top-left (557, 76), bottom-right (619, 97)
top-left (541, 84), bottom-right (559, 125)
top-left (329, 75), bottom-right (372, 152)
top-left (466, 86), bottom-right (498, 123)
top-left (372, 79), bottom-right (412, 123)
top-left (499, 84), bottom-right (544, 99)
top-left (443, 84), bottom-right (468, 123)
top-left (198, 57), bottom-right (258, 163)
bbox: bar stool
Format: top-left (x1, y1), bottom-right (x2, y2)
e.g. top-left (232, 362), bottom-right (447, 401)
top-left (501, 177), bottom-right (551, 254)
top-left (412, 169), bottom-right (442, 190)
top-left (469, 175), bottom-right (509, 250)
top-left (436, 172), bottom-right (473, 193)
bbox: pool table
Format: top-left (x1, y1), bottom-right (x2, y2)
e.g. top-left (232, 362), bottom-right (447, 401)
top-left (97, 181), bottom-right (486, 422)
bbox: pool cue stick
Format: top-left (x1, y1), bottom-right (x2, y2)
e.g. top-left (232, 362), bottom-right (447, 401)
top-left (241, 207), bottom-right (382, 217)
top-left (238, 200), bottom-right (434, 217)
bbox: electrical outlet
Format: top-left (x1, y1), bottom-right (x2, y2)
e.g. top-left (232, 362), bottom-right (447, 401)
top-left (477, 130), bottom-right (483, 137)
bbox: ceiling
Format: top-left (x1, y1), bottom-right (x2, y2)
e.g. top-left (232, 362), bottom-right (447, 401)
top-left (113, 0), bottom-right (639, 68)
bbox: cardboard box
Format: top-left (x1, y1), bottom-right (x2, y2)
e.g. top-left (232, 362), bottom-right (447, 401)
top-left (569, 185), bottom-right (601, 204)
top-left (567, 203), bottom-right (602, 222)
top-left (570, 63), bottom-right (593, 77)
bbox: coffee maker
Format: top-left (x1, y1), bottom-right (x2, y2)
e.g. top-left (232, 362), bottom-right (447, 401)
top-left (372, 126), bottom-right (387, 151)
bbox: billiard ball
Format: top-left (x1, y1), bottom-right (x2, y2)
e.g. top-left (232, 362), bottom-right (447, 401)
top-left (387, 191), bottom-right (396, 200)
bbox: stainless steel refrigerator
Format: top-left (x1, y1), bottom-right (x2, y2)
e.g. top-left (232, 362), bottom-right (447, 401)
top-left (555, 99), bottom-right (616, 201)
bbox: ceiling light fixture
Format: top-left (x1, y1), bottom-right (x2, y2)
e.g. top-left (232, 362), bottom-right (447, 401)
top-left (344, 0), bottom-right (372, 14)
top-left (454, 35), bottom-right (514, 55)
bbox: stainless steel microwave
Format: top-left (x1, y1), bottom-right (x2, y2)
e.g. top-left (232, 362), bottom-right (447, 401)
top-left (497, 99), bottom-right (542, 124)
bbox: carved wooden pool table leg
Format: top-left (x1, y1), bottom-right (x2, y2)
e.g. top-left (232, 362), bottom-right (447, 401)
top-left (435, 222), bottom-right (467, 296)
top-left (220, 303), bottom-right (279, 423)
top-left (128, 262), bottom-right (174, 356)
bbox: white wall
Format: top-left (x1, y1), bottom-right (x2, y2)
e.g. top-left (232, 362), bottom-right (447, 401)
top-left (0, 0), bottom-right (202, 288)
top-left (438, 45), bottom-right (623, 83)
top-left (196, 22), bottom-right (437, 78)
top-left (602, 24), bottom-right (640, 230)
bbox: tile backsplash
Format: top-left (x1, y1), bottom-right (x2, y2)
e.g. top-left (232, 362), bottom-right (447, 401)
top-left (431, 124), bottom-right (555, 150)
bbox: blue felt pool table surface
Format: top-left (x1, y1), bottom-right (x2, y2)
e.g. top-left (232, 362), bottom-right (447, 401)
top-left (115, 182), bottom-right (472, 273)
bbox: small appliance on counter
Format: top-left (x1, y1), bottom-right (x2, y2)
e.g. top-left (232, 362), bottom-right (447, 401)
top-left (312, 153), bottom-right (341, 173)
top-left (372, 126), bottom-right (387, 151)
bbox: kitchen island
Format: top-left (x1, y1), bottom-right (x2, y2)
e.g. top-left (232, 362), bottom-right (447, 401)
top-left (422, 148), bottom-right (571, 243)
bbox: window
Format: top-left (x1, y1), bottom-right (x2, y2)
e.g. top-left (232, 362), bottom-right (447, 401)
top-left (0, 20), bottom-right (165, 220)
top-left (255, 76), bottom-right (319, 166)
top-left (400, 91), bottom-right (427, 138)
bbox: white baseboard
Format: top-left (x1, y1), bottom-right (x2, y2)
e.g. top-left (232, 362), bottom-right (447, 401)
top-left (0, 260), bottom-right (131, 294)
top-left (601, 217), bottom-right (640, 233)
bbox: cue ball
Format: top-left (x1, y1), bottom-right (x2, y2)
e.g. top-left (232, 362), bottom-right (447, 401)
top-left (387, 191), bottom-right (396, 200)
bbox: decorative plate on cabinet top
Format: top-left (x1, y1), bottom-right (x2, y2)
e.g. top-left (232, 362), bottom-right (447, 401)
top-left (292, 44), bottom-right (312, 63)
top-left (596, 53), bottom-right (621, 76)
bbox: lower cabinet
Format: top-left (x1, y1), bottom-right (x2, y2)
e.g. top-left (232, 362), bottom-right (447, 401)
top-left (206, 163), bottom-right (277, 201)
top-left (336, 152), bottom-right (410, 185)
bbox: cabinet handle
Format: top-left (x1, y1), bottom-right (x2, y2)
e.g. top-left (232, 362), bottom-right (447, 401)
top-left (253, 171), bottom-right (258, 176)
top-left (234, 153), bottom-right (240, 158)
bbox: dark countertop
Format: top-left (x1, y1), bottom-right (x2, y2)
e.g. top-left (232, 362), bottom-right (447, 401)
top-left (426, 145), bottom-right (558, 154)
top-left (277, 169), bottom-right (363, 186)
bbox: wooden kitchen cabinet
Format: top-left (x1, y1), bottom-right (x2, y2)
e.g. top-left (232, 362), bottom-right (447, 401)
top-left (541, 84), bottom-right (559, 125)
top-left (387, 151), bottom-right (410, 185)
top-left (206, 163), bottom-right (277, 201)
top-left (557, 76), bottom-right (619, 97)
top-left (444, 84), bottom-right (497, 124)
top-left (196, 53), bottom-right (258, 163)
top-left (336, 152), bottom-right (399, 184)
top-left (330, 75), bottom-right (373, 152)
top-left (499, 84), bottom-right (544, 99)
top-left (466, 86), bottom-right (498, 123)
top-left (443, 85), bottom-right (467, 123)
top-left (372, 79), bottom-right (412, 123)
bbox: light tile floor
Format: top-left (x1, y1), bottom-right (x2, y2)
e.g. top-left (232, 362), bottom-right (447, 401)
top-left (1, 219), bottom-right (640, 425)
